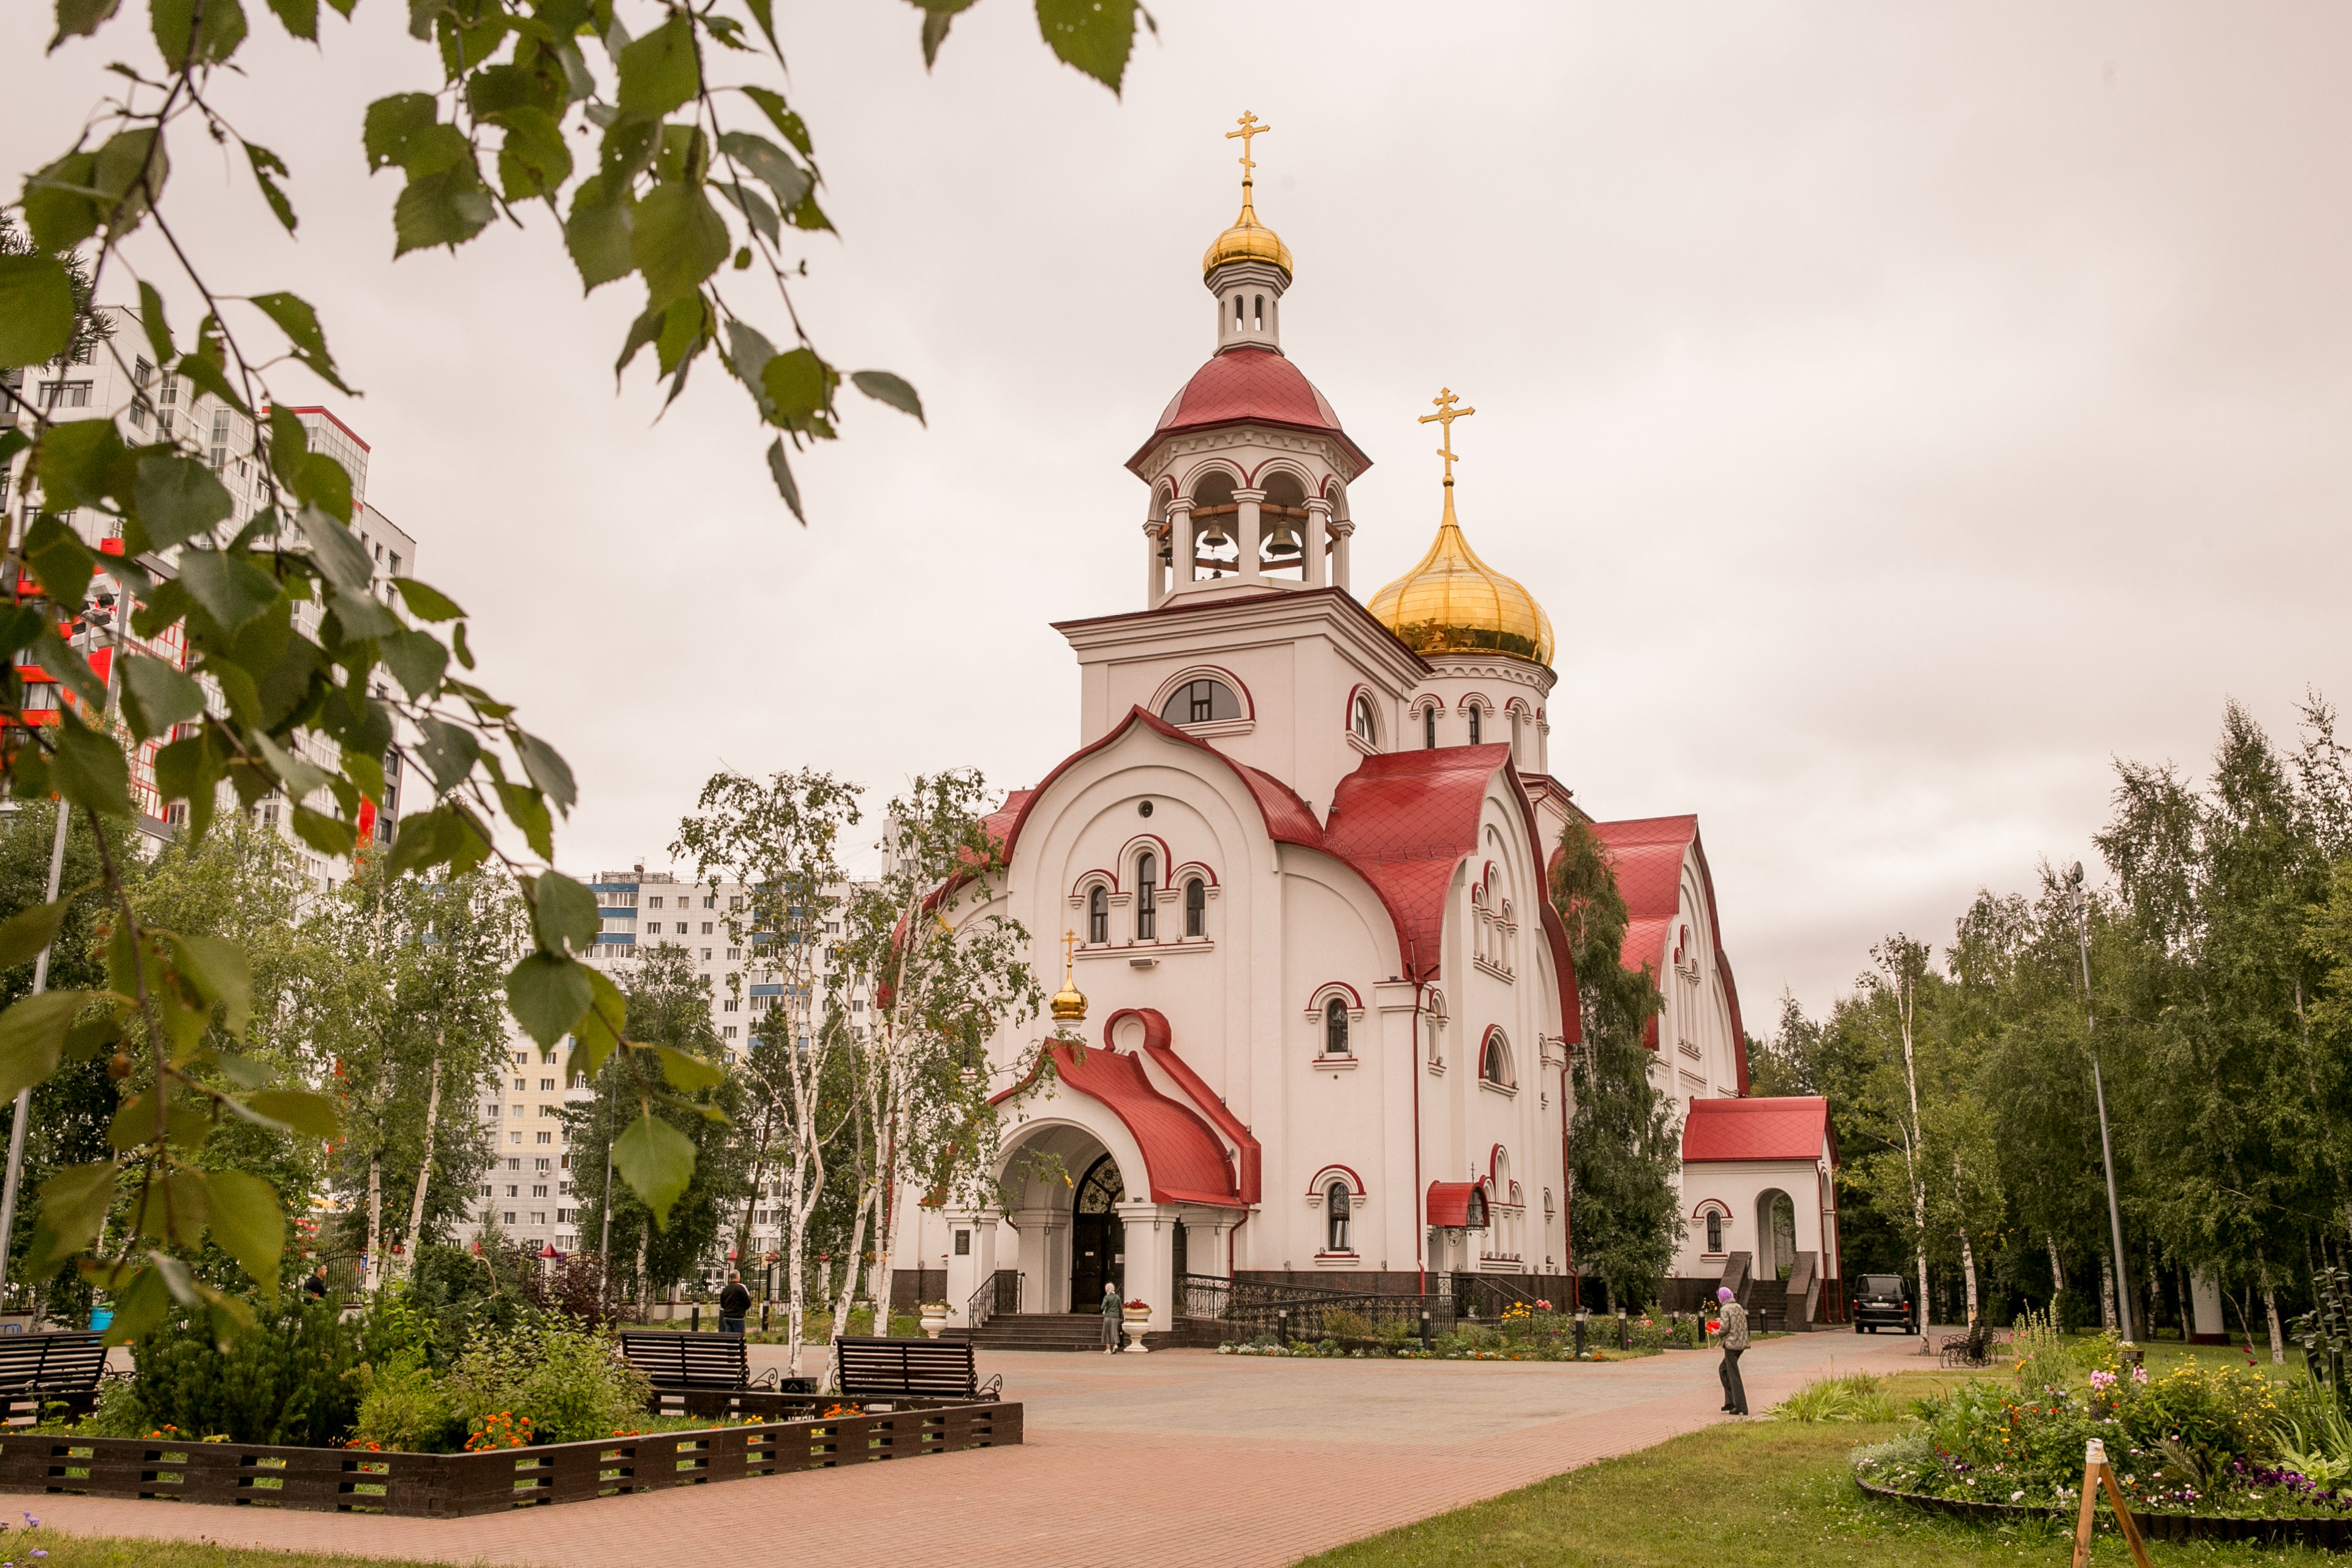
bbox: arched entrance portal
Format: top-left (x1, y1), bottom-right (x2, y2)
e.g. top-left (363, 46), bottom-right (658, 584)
top-left (1757, 1189), bottom-right (1796, 1280)
top-left (1071, 1154), bottom-right (1126, 1305)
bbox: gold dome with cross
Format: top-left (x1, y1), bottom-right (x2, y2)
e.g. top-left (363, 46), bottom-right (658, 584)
top-left (1202, 111), bottom-right (1294, 280)
top-left (1366, 389), bottom-right (1556, 668)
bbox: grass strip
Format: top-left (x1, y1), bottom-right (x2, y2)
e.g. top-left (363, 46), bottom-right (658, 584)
top-left (0, 1532), bottom-right (453, 1568)
top-left (1303, 1370), bottom-right (2335, 1567)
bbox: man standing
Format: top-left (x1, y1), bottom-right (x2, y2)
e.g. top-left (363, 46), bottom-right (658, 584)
top-left (718, 1272), bottom-right (753, 1336)
top-left (1102, 1281), bottom-right (1123, 1354)
top-left (1716, 1286), bottom-right (1750, 1415)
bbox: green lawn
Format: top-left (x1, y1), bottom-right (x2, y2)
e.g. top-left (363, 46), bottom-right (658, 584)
top-left (1301, 1370), bottom-right (2335, 1567)
top-left (0, 1534), bottom-right (448, 1568)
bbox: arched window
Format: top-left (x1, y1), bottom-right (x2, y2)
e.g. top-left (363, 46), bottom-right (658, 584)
top-left (1705, 1210), bottom-right (1724, 1254)
top-left (1323, 996), bottom-right (1350, 1056)
top-left (1325, 1182), bottom-right (1352, 1253)
top-left (1136, 853), bottom-right (1158, 940)
top-left (1352, 693), bottom-right (1377, 744)
top-left (1481, 1030), bottom-right (1512, 1087)
top-left (1468, 705), bottom-right (1482, 745)
top-left (1423, 706), bottom-right (1437, 749)
top-left (1184, 878), bottom-right (1205, 938)
top-left (1088, 886), bottom-right (1108, 945)
top-left (1161, 677), bottom-right (1242, 726)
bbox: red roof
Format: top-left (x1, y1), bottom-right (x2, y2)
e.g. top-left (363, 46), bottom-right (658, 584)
top-left (1325, 746), bottom-right (1580, 1043)
top-left (1426, 1180), bottom-right (1488, 1229)
top-left (1681, 1096), bottom-right (1834, 1165)
top-left (1126, 347), bottom-right (1371, 474)
top-left (1586, 814), bottom-right (1748, 1090)
top-left (1048, 1041), bottom-right (1246, 1207)
top-left (1109, 1007), bottom-right (1261, 1204)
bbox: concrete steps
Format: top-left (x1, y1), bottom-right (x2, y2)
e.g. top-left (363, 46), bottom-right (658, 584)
top-left (963, 1313), bottom-right (1117, 1352)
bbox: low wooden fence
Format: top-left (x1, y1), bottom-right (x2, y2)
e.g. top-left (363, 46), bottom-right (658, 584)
top-left (0, 1400), bottom-right (1019, 1518)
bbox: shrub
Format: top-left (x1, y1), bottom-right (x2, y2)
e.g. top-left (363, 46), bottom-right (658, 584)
top-left (2121, 1362), bottom-right (2284, 1472)
top-left (1322, 1309), bottom-right (1375, 1344)
top-left (352, 1350), bottom-right (464, 1452)
top-left (130, 1298), bottom-right (383, 1447)
top-left (1775, 1372), bottom-right (1903, 1424)
top-left (2010, 1306), bottom-right (2068, 1394)
top-left (446, 1316), bottom-right (652, 1444)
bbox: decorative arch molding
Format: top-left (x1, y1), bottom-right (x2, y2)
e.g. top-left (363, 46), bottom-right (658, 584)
top-left (1408, 692), bottom-right (1444, 718)
top-left (1689, 1196), bottom-right (1732, 1220)
top-left (1174, 456), bottom-right (1251, 498)
top-left (1169, 859), bottom-right (1221, 890)
top-left (1453, 691), bottom-right (1497, 716)
top-left (1478, 1025), bottom-right (1518, 1091)
top-left (1068, 867), bottom-right (1120, 901)
top-left (1247, 454), bottom-right (1322, 493)
top-left (1305, 1163), bottom-right (1368, 1201)
top-left (1148, 665), bottom-right (1257, 728)
top-left (1503, 695), bottom-right (1536, 720)
top-left (1488, 1143), bottom-right (1512, 1188)
top-left (1303, 981), bottom-right (1366, 1020)
top-left (1116, 832), bottom-right (1173, 877)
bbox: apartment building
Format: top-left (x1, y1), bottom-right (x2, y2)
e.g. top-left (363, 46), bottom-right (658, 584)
top-left (464, 1021), bottom-right (600, 1255)
top-left (4, 305), bottom-right (419, 888)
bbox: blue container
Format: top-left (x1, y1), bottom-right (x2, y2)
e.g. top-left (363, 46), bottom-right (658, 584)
top-left (88, 1308), bottom-right (113, 1332)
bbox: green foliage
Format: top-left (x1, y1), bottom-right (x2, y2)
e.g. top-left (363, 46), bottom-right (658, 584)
top-left (350, 1348), bottom-right (463, 1452)
top-left (444, 1314), bottom-right (651, 1444)
top-left (1774, 1372), bottom-right (1903, 1425)
top-left (1550, 815), bottom-right (1679, 1310)
top-left (129, 1297), bottom-right (385, 1446)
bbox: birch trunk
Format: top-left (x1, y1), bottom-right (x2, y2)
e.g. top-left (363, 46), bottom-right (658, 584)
top-left (2100, 1254), bottom-right (2117, 1330)
top-left (635, 1220), bottom-right (650, 1321)
top-left (401, 1035), bottom-right (445, 1270)
top-left (1894, 968), bottom-right (1930, 1349)
top-left (1952, 1156), bottom-right (1978, 1324)
top-left (365, 1149), bottom-right (383, 1294)
top-left (2046, 1234), bottom-right (2066, 1300)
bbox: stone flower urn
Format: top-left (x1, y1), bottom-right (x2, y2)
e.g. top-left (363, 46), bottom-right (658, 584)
top-left (919, 1303), bottom-right (949, 1340)
top-left (1121, 1302), bottom-right (1152, 1352)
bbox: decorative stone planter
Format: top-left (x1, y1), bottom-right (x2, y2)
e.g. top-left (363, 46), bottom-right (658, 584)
top-left (919, 1306), bottom-right (949, 1340)
top-left (1121, 1306), bottom-right (1152, 1352)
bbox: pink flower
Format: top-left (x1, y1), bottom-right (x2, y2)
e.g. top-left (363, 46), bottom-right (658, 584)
top-left (2130, 1365), bottom-right (2149, 1385)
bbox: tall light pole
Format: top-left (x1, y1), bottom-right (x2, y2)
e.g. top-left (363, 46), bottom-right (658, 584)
top-left (2067, 862), bottom-right (2135, 1343)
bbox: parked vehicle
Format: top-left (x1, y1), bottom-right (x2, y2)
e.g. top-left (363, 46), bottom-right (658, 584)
top-left (1850, 1273), bottom-right (1915, 1333)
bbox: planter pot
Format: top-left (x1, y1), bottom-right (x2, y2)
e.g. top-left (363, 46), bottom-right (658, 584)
top-left (919, 1309), bottom-right (949, 1341)
top-left (1121, 1308), bottom-right (1152, 1353)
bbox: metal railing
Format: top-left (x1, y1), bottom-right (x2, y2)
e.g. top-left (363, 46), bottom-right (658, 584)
top-left (1177, 1273), bottom-right (1453, 1344)
top-left (966, 1269), bottom-right (1020, 1332)
top-left (1450, 1273), bottom-right (1547, 1322)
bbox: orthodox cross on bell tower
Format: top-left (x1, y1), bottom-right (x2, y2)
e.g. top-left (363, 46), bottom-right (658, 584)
top-left (1419, 387), bottom-right (1476, 487)
top-left (1226, 111), bottom-right (1272, 187)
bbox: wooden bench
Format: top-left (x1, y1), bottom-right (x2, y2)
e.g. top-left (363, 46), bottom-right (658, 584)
top-left (833, 1335), bottom-right (1000, 1405)
top-left (0, 1330), bottom-right (109, 1423)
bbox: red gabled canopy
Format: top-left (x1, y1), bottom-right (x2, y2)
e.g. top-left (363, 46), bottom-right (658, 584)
top-left (1681, 1096), bottom-right (1834, 1165)
top-left (1049, 1042), bottom-right (1246, 1208)
top-left (1425, 1180), bottom-right (1488, 1229)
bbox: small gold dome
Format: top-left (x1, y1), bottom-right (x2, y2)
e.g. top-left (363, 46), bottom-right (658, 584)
top-left (1050, 981), bottom-right (1088, 1025)
top-left (1367, 486), bottom-right (1555, 668)
top-left (1203, 183), bottom-right (1293, 281)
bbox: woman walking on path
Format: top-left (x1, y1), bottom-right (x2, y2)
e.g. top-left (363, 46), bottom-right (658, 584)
top-left (1102, 1282), bottom-right (1124, 1353)
top-left (1716, 1286), bottom-right (1749, 1414)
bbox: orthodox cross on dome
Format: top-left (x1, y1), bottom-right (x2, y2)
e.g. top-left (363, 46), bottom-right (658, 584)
top-left (1226, 111), bottom-right (1272, 185)
top-left (1419, 386), bottom-right (1476, 486)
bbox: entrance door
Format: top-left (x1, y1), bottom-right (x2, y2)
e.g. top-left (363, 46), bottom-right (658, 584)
top-left (1071, 1155), bottom-right (1125, 1308)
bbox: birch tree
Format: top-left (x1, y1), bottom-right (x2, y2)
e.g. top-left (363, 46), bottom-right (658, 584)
top-left (827, 772), bottom-right (1043, 1367)
top-left (671, 767), bottom-right (859, 1375)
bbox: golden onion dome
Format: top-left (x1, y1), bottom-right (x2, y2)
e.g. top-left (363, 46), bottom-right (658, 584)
top-left (1367, 484), bottom-right (1555, 668)
top-left (1049, 979), bottom-right (1088, 1026)
top-left (1202, 181), bottom-right (1293, 281)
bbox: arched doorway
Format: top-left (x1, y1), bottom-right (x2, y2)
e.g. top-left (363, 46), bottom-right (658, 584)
top-left (1071, 1154), bottom-right (1126, 1306)
top-left (1757, 1189), bottom-right (1796, 1280)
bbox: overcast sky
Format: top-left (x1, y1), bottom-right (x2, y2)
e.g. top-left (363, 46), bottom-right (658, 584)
top-left (11, 2), bottom-right (2351, 1022)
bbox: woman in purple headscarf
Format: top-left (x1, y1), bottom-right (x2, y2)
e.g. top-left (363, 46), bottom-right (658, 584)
top-left (1716, 1286), bottom-right (1750, 1415)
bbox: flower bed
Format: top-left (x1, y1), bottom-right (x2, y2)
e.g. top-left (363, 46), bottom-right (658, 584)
top-left (0, 1397), bottom-right (1020, 1518)
top-left (1852, 1464), bottom-right (2352, 1550)
top-left (1846, 1316), bottom-right (2352, 1539)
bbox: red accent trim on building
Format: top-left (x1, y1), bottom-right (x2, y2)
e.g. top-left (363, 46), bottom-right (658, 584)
top-left (1425, 1180), bottom-right (1485, 1229)
top-left (1042, 1035), bottom-right (1246, 1208)
top-left (1586, 814), bottom-right (1746, 1084)
top-left (1104, 1006), bottom-right (1262, 1207)
top-left (274, 405), bottom-right (371, 451)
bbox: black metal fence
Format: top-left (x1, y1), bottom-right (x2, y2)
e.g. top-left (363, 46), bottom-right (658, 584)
top-left (1178, 1274), bottom-right (1453, 1344)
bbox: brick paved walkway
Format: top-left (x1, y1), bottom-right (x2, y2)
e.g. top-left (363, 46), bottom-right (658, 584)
top-left (20, 1329), bottom-right (1942, 1567)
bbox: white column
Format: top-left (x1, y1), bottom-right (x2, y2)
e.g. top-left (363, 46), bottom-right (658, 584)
top-left (1330, 519), bottom-right (1354, 594)
top-left (1115, 1199), bottom-right (1177, 1336)
top-left (2191, 1268), bottom-right (2226, 1340)
top-left (1012, 1205), bottom-right (1067, 1313)
top-left (943, 1210), bottom-right (999, 1326)
top-left (1142, 520), bottom-right (1166, 608)
top-left (1304, 499), bottom-right (1330, 589)
top-left (1164, 499), bottom-right (1195, 597)
top-left (1234, 488), bottom-right (1266, 586)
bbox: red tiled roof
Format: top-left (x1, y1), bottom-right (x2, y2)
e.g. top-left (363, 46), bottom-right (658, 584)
top-left (1126, 346), bottom-right (1371, 474)
top-left (1323, 746), bottom-right (1579, 1044)
top-left (1587, 814), bottom-right (1748, 1090)
top-left (1682, 1096), bottom-right (1834, 1165)
top-left (1049, 1041), bottom-right (1246, 1207)
top-left (1108, 1007), bottom-right (1261, 1204)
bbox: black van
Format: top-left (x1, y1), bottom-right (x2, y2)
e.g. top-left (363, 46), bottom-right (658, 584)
top-left (1851, 1273), bottom-right (1915, 1333)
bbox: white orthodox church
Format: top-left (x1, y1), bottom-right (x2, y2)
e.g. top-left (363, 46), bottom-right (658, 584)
top-left (894, 126), bottom-right (1842, 1341)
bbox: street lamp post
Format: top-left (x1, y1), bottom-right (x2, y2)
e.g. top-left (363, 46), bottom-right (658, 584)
top-left (2067, 862), bottom-right (2135, 1343)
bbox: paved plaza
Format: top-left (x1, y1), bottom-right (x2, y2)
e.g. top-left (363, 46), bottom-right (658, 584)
top-left (22, 1330), bottom-right (1940, 1567)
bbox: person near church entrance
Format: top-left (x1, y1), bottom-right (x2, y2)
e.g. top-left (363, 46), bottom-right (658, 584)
top-left (303, 1264), bottom-right (329, 1301)
top-left (1102, 1281), bottom-right (1123, 1353)
top-left (1716, 1286), bottom-right (1749, 1414)
top-left (719, 1273), bottom-right (752, 1336)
